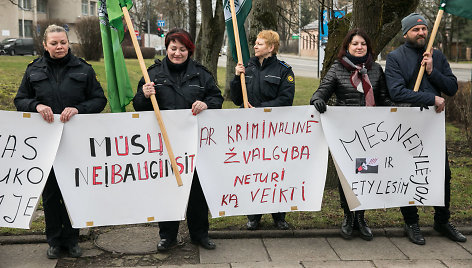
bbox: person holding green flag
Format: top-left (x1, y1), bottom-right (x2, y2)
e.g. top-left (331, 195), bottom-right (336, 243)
top-left (230, 30), bottom-right (295, 230)
top-left (385, 13), bottom-right (467, 245)
top-left (133, 28), bottom-right (223, 252)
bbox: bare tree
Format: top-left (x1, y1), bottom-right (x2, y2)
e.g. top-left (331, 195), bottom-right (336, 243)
top-left (195, 0), bottom-right (225, 80)
top-left (188, 0), bottom-right (197, 41)
top-left (321, 0), bottom-right (420, 78)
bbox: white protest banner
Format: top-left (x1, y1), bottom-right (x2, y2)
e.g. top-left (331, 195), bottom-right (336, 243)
top-left (53, 110), bottom-right (197, 228)
top-left (197, 106), bottom-right (328, 217)
top-left (0, 111), bottom-right (63, 229)
top-left (321, 106), bottom-right (445, 210)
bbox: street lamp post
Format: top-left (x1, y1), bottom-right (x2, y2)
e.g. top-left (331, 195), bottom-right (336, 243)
top-left (147, 0), bottom-right (150, 47)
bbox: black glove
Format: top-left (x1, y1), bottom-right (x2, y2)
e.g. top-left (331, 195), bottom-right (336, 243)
top-left (313, 99), bottom-right (327, 113)
top-left (419, 104), bottom-right (429, 111)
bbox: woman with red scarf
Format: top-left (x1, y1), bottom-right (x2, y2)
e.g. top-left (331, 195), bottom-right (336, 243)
top-left (310, 28), bottom-right (394, 241)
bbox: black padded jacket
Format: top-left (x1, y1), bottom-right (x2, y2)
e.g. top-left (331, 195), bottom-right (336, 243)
top-left (310, 60), bottom-right (394, 107)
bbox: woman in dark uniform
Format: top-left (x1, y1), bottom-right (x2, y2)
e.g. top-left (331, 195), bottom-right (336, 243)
top-left (133, 28), bottom-right (223, 252)
top-left (230, 30), bottom-right (295, 230)
top-left (14, 24), bottom-right (107, 259)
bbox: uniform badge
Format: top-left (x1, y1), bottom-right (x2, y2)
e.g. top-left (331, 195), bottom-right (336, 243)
top-left (287, 75), bottom-right (294, 83)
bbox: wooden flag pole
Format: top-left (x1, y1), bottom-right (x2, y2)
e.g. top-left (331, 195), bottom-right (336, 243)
top-left (122, 7), bottom-right (183, 187)
top-left (413, 8), bottom-right (444, 92)
top-left (229, 0), bottom-right (249, 108)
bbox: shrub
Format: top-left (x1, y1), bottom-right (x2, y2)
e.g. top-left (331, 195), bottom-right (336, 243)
top-left (33, 19), bottom-right (66, 55)
top-left (75, 17), bottom-right (102, 61)
top-left (445, 81), bottom-right (472, 151)
top-left (122, 46), bottom-right (156, 59)
top-left (69, 43), bottom-right (83, 58)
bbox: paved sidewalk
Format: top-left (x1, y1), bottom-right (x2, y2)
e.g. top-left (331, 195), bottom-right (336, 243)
top-left (1, 226), bottom-right (471, 267)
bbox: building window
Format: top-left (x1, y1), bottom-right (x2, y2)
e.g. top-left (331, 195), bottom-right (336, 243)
top-left (18, 20), bottom-right (33, 37)
top-left (37, 0), bottom-right (47, 13)
top-left (90, 1), bottom-right (96, 16)
top-left (82, 0), bottom-right (89, 15)
top-left (19, 0), bottom-right (32, 10)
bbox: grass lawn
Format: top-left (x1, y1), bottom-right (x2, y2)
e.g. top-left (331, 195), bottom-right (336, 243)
top-left (0, 55), bottom-right (470, 235)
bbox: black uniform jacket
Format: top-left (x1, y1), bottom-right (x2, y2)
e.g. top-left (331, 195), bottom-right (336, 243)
top-left (133, 58), bottom-right (223, 111)
top-left (14, 53), bottom-right (107, 114)
top-left (230, 55), bottom-right (295, 107)
top-left (310, 60), bottom-right (394, 107)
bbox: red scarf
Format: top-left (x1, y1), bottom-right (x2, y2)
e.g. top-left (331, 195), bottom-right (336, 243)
top-left (340, 55), bottom-right (375, 106)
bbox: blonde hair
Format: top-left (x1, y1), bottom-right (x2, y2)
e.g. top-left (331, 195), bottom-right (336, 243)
top-left (257, 30), bottom-right (280, 55)
top-left (43, 24), bottom-right (69, 43)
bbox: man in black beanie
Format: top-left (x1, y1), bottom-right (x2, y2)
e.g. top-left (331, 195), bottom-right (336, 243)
top-left (385, 13), bottom-right (467, 245)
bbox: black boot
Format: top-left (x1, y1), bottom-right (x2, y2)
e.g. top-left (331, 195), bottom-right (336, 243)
top-left (341, 212), bottom-right (354, 239)
top-left (355, 211), bottom-right (373, 241)
top-left (434, 222), bottom-right (467, 242)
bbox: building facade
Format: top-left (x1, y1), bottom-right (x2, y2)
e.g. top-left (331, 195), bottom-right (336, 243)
top-left (300, 20), bottom-right (318, 58)
top-left (0, 0), bottom-right (98, 43)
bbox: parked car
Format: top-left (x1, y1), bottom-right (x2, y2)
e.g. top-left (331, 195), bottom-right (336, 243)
top-left (220, 45), bottom-right (227, 56)
top-left (0, 38), bottom-right (36, 56)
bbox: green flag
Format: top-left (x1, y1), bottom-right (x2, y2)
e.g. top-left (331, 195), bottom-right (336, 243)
top-left (99, 0), bottom-right (134, 113)
top-left (441, 0), bottom-right (472, 19)
top-left (224, 0), bottom-right (252, 65)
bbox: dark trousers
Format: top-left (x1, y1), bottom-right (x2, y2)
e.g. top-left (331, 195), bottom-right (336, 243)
top-left (400, 152), bottom-right (451, 225)
top-left (339, 182), bottom-right (364, 215)
top-left (158, 171), bottom-right (209, 241)
top-left (43, 169), bottom-right (79, 248)
top-left (247, 212), bottom-right (286, 223)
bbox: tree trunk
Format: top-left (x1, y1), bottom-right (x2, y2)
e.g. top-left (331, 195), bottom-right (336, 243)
top-left (195, 25), bottom-right (203, 62)
top-left (322, 0), bottom-right (420, 79)
top-left (321, 0), bottom-right (420, 189)
top-left (198, 0), bottom-right (225, 80)
top-left (188, 0), bottom-right (197, 41)
top-left (248, 0), bottom-right (278, 55)
top-left (225, 52), bottom-right (237, 99)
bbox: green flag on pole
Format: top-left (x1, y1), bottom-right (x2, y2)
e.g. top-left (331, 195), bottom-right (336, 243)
top-left (440, 0), bottom-right (472, 19)
top-left (224, 0), bottom-right (252, 65)
top-left (99, 0), bottom-right (134, 113)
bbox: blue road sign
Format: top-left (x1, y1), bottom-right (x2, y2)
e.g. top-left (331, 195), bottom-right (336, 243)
top-left (320, 10), bottom-right (345, 38)
top-left (157, 20), bottom-right (165, 27)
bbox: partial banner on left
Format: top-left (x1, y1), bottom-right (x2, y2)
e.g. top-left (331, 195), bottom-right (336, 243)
top-left (0, 111), bottom-right (64, 229)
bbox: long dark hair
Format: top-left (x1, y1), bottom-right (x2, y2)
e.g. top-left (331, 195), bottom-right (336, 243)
top-left (337, 28), bottom-right (374, 60)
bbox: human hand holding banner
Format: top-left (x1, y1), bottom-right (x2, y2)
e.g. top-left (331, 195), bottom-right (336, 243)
top-left (320, 106), bottom-right (445, 210)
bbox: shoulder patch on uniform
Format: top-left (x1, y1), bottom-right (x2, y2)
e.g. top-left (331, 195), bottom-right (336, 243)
top-left (279, 60), bottom-right (291, 69)
top-left (287, 75), bottom-right (294, 83)
top-left (78, 58), bottom-right (92, 66)
top-left (27, 57), bottom-right (41, 66)
top-left (148, 59), bottom-right (162, 70)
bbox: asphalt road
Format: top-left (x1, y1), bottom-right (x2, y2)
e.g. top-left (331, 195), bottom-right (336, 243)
top-left (218, 54), bottom-right (472, 81)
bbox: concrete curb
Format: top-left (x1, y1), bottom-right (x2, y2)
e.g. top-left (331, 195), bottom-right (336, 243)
top-left (0, 228), bottom-right (91, 245)
top-left (2, 226), bottom-right (471, 245)
top-left (209, 226), bottom-right (472, 239)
